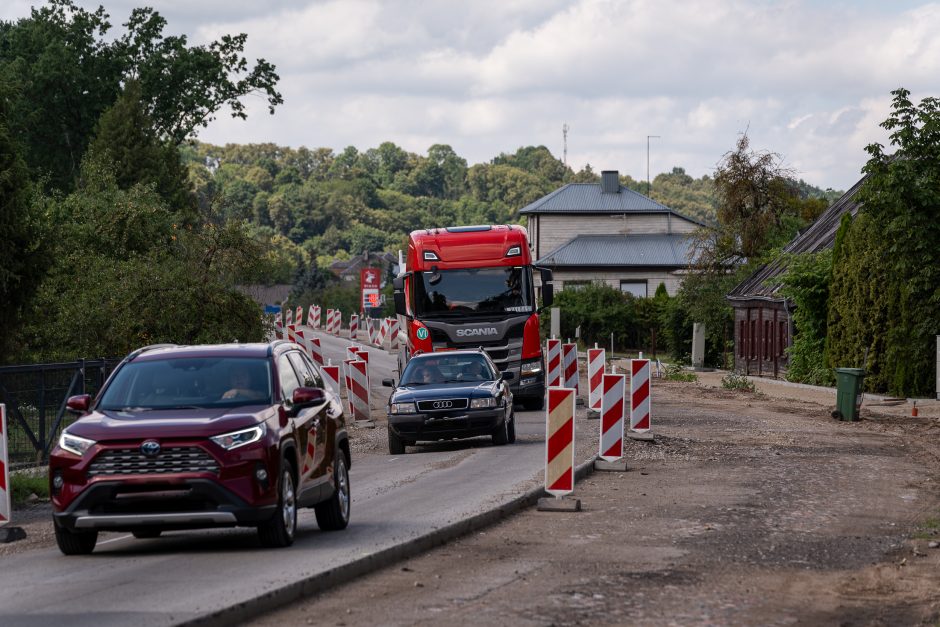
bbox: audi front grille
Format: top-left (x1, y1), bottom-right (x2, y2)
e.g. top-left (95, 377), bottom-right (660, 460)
top-left (88, 447), bottom-right (220, 477)
top-left (416, 398), bottom-right (469, 412)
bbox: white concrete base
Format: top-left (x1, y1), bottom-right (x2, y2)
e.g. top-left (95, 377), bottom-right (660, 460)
top-left (594, 459), bottom-right (628, 472)
top-left (537, 496), bottom-right (582, 512)
top-left (628, 431), bottom-right (655, 441)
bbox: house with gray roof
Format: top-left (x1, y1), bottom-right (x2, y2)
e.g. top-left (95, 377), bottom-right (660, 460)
top-left (726, 176), bottom-right (864, 377)
top-left (520, 170), bottom-right (704, 297)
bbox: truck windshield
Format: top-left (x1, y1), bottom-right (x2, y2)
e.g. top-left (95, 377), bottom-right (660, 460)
top-left (414, 266), bottom-right (532, 316)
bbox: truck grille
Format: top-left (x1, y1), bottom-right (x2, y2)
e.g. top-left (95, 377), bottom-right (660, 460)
top-left (417, 398), bottom-right (469, 412)
top-left (88, 447), bottom-right (220, 477)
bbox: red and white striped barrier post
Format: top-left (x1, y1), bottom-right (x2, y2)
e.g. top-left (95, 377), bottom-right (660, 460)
top-left (274, 312), bottom-right (283, 340)
top-left (630, 358), bottom-right (652, 437)
top-left (388, 317), bottom-right (400, 351)
top-left (562, 342), bottom-right (579, 393)
top-left (308, 336), bottom-right (324, 366)
top-left (326, 309), bottom-right (336, 334)
top-left (587, 346), bottom-right (605, 413)
top-left (0, 404), bottom-right (10, 528)
top-left (294, 306), bottom-right (303, 327)
top-left (306, 305), bottom-right (315, 328)
top-left (538, 388), bottom-right (581, 511)
top-left (376, 318), bottom-right (389, 348)
top-left (599, 374), bottom-right (626, 465)
top-left (343, 347), bottom-right (360, 410)
top-left (312, 305), bottom-right (321, 329)
top-left (321, 365), bottom-right (341, 399)
top-left (349, 314), bottom-right (359, 341)
top-left (346, 359), bottom-right (371, 423)
top-left (546, 339), bottom-right (562, 387)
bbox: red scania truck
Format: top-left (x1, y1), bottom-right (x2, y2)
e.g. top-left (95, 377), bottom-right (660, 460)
top-left (392, 225), bottom-right (553, 410)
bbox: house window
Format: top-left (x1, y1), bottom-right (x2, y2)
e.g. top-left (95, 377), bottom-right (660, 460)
top-left (764, 320), bottom-right (771, 361)
top-left (749, 319), bottom-right (756, 359)
top-left (619, 281), bottom-right (647, 298)
top-left (564, 281), bottom-right (590, 292)
top-left (778, 321), bottom-right (787, 357)
top-left (738, 320), bottom-right (746, 357)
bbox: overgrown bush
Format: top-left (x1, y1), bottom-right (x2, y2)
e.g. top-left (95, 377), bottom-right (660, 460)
top-left (721, 372), bottom-right (756, 392)
top-left (778, 249), bottom-right (835, 386)
top-left (663, 362), bottom-right (698, 382)
top-left (554, 282), bottom-right (668, 353)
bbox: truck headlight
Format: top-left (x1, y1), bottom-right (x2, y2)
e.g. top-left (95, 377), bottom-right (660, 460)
top-left (470, 397), bottom-right (497, 409)
top-left (391, 402), bottom-right (417, 414)
top-left (59, 431), bottom-right (96, 457)
top-left (521, 359), bottom-right (543, 376)
top-left (210, 424), bottom-right (265, 450)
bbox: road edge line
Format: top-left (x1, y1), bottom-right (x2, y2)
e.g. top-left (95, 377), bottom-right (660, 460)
top-left (181, 454), bottom-right (598, 627)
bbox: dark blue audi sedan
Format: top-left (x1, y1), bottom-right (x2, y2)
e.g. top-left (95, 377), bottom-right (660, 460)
top-left (382, 350), bottom-right (515, 454)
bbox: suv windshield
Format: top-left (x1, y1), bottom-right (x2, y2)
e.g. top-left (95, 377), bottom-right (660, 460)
top-left (98, 357), bottom-right (273, 411)
top-left (401, 354), bottom-right (496, 386)
top-left (414, 266), bottom-right (532, 317)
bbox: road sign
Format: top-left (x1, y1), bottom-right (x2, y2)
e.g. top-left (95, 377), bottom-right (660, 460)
top-left (361, 268), bottom-right (381, 312)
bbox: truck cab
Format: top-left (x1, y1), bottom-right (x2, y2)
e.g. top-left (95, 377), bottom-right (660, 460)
top-left (392, 225), bottom-right (552, 410)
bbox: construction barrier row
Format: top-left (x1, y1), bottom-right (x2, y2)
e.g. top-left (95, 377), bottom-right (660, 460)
top-left (542, 338), bottom-right (653, 499)
top-left (274, 307), bottom-right (401, 354)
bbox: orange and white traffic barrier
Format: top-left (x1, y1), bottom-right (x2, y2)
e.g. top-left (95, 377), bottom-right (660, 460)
top-left (343, 347), bottom-right (360, 410)
top-left (274, 312), bottom-right (283, 339)
top-left (546, 339), bottom-right (562, 387)
top-left (388, 318), bottom-right (400, 351)
top-left (321, 365), bottom-right (341, 399)
top-left (1, 404), bottom-right (10, 526)
top-left (294, 306), bottom-right (303, 327)
top-left (630, 358), bottom-right (651, 432)
top-left (349, 314), bottom-right (359, 341)
top-left (545, 387), bottom-right (575, 496)
top-left (599, 374), bottom-right (625, 461)
top-left (346, 359), bottom-right (371, 422)
top-left (562, 342), bottom-right (579, 393)
top-left (325, 309), bottom-right (335, 334)
top-left (587, 347), bottom-right (605, 411)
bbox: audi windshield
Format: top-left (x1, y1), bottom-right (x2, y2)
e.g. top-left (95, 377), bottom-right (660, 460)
top-left (414, 266), bottom-right (533, 317)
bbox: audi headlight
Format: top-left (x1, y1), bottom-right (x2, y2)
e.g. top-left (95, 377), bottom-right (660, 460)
top-left (210, 424), bottom-right (265, 450)
top-left (470, 397), bottom-right (497, 409)
top-left (391, 402), bottom-right (417, 414)
top-left (59, 431), bottom-right (96, 457)
top-left (521, 359), bottom-right (543, 376)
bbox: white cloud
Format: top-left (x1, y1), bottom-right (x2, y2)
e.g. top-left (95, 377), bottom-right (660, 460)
top-left (5, 0), bottom-right (940, 189)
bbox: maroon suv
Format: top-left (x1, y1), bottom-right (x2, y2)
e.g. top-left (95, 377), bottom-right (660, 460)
top-left (49, 341), bottom-right (351, 554)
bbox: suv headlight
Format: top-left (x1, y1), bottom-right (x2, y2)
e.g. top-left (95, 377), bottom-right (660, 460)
top-left (521, 359), bottom-right (543, 376)
top-left (470, 397), bottom-right (497, 409)
top-left (390, 402), bottom-right (416, 414)
top-left (59, 431), bottom-right (96, 457)
top-left (210, 424), bottom-right (265, 450)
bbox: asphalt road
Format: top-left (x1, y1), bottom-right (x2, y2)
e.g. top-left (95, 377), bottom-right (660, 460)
top-left (0, 330), bottom-right (551, 627)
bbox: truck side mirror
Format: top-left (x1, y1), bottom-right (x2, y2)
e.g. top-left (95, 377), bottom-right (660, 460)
top-left (393, 275), bottom-right (407, 315)
top-left (540, 268), bottom-right (554, 307)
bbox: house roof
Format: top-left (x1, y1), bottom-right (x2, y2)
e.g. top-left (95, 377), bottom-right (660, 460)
top-left (518, 182), bottom-right (707, 226)
top-left (536, 233), bottom-right (694, 268)
top-left (727, 176), bottom-right (866, 302)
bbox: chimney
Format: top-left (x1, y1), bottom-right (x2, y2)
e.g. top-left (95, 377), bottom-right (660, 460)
top-left (601, 170), bottom-right (620, 193)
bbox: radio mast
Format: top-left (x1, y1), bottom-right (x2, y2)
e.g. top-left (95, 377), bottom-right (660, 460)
top-left (562, 123), bottom-right (569, 167)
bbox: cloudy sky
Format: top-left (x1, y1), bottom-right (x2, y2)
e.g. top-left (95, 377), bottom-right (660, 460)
top-left (4, 0), bottom-right (939, 189)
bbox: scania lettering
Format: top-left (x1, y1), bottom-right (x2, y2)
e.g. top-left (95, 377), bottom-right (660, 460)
top-left (392, 225), bottom-right (553, 410)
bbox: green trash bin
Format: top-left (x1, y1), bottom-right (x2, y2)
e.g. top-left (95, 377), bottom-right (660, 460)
top-left (834, 368), bottom-right (865, 421)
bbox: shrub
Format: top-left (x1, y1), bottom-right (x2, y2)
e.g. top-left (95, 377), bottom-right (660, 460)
top-left (721, 372), bottom-right (756, 392)
top-left (663, 362), bottom-right (697, 382)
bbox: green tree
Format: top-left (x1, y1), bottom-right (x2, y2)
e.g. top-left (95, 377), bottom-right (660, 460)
top-left (778, 250), bottom-right (834, 386)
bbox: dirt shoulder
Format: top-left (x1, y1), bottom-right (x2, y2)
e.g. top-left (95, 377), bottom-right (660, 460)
top-left (253, 379), bottom-right (940, 627)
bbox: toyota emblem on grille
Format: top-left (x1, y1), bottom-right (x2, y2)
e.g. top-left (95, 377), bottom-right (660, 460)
top-left (432, 400), bottom-right (453, 409)
top-left (140, 440), bottom-right (161, 457)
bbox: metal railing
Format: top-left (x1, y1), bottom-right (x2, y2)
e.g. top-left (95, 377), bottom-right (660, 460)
top-left (0, 359), bottom-right (120, 469)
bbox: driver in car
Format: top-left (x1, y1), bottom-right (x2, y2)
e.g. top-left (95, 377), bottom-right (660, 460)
top-left (222, 366), bottom-right (262, 400)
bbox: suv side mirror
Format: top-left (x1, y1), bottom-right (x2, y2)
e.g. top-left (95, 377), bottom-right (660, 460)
top-left (290, 387), bottom-right (326, 416)
top-left (392, 275), bottom-right (407, 316)
top-left (66, 394), bottom-right (92, 415)
top-left (539, 267), bottom-right (554, 307)
top-left (382, 378), bottom-right (395, 387)
top-left (500, 371), bottom-right (513, 381)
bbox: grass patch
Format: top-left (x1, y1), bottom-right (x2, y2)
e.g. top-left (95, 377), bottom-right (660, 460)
top-left (663, 363), bottom-right (698, 382)
top-left (721, 372), bottom-right (756, 393)
top-left (913, 517), bottom-right (940, 540)
top-left (10, 472), bottom-right (49, 506)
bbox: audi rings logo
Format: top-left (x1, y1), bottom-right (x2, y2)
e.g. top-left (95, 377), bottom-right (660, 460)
top-left (432, 400), bottom-right (453, 410)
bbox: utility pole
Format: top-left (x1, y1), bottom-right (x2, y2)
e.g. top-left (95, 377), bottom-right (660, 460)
top-left (646, 135), bottom-right (660, 196)
top-left (563, 123), bottom-right (569, 168)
